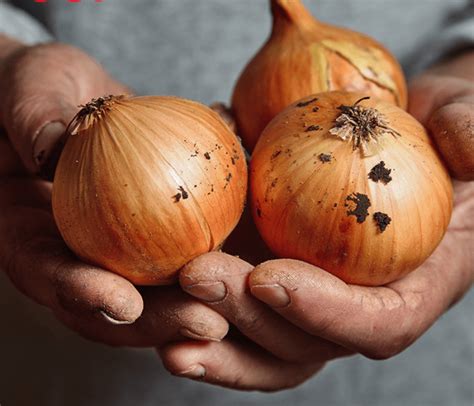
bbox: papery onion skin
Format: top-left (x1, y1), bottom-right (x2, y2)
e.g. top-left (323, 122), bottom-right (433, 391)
top-left (53, 95), bottom-right (247, 286)
top-left (232, 0), bottom-right (408, 151)
top-left (250, 91), bottom-right (452, 286)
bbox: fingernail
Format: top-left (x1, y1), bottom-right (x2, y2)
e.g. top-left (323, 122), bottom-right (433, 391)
top-left (34, 121), bottom-right (67, 180)
top-left (99, 310), bottom-right (134, 325)
top-left (250, 284), bottom-right (291, 308)
top-left (177, 364), bottom-right (206, 379)
top-left (184, 281), bottom-right (227, 303)
top-left (179, 327), bottom-right (223, 342)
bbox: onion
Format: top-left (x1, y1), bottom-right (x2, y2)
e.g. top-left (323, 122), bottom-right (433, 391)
top-left (53, 95), bottom-right (247, 285)
top-left (250, 91), bottom-right (452, 286)
top-left (232, 0), bottom-right (407, 151)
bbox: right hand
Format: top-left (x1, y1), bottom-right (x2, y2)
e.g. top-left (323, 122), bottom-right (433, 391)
top-left (0, 37), bottom-right (228, 348)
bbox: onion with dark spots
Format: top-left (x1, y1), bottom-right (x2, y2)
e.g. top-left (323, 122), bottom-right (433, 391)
top-left (250, 91), bottom-right (452, 286)
top-left (53, 95), bottom-right (247, 285)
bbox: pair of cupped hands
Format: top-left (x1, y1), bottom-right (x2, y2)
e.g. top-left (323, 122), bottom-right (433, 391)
top-left (0, 38), bottom-right (473, 392)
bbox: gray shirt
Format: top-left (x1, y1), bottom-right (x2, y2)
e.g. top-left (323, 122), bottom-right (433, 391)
top-left (1, 1), bottom-right (473, 405)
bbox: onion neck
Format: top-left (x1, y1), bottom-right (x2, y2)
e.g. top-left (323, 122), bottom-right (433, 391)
top-left (329, 97), bottom-right (401, 151)
top-left (68, 95), bottom-right (126, 135)
top-left (270, 0), bottom-right (317, 34)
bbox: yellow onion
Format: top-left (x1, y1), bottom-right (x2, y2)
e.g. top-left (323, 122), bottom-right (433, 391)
top-left (250, 91), bottom-right (452, 286)
top-left (232, 0), bottom-right (408, 151)
top-left (53, 95), bottom-right (247, 285)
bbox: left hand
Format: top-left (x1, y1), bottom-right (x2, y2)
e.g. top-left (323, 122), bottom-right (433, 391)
top-left (159, 53), bottom-right (474, 391)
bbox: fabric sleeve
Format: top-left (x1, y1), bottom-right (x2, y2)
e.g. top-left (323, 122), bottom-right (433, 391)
top-left (0, 0), bottom-right (52, 45)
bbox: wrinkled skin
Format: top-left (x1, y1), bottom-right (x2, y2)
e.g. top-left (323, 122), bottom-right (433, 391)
top-left (0, 38), bottom-right (229, 350)
top-left (0, 34), bottom-right (472, 392)
top-left (160, 52), bottom-right (474, 391)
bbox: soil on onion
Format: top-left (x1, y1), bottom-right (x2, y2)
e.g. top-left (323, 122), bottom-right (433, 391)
top-left (345, 193), bottom-right (371, 223)
top-left (296, 97), bottom-right (318, 107)
top-left (369, 161), bottom-right (392, 183)
top-left (318, 153), bottom-right (332, 163)
top-left (173, 186), bottom-right (189, 202)
top-left (373, 211), bottom-right (391, 232)
top-left (271, 150), bottom-right (282, 159)
top-left (305, 125), bottom-right (321, 132)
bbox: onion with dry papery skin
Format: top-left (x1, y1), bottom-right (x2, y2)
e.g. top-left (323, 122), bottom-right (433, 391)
top-left (53, 95), bottom-right (247, 285)
top-left (250, 91), bottom-right (452, 286)
top-left (232, 0), bottom-right (408, 151)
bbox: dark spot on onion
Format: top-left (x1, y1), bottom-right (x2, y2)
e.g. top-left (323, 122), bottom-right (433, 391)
top-left (305, 125), bottom-right (320, 132)
top-left (368, 161), bottom-right (392, 184)
top-left (373, 212), bottom-right (391, 232)
top-left (318, 153), bottom-right (332, 163)
top-left (345, 193), bottom-right (371, 223)
top-left (178, 186), bottom-right (188, 199)
top-left (296, 97), bottom-right (318, 107)
top-left (271, 150), bottom-right (282, 159)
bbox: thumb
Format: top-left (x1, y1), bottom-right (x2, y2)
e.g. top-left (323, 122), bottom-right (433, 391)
top-left (408, 74), bottom-right (474, 180)
top-left (0, 43), bottom-right (129, 178)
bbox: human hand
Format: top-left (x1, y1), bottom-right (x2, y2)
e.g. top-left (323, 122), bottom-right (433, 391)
top-left (0, 37), bottom-right (229, 347)
top-left (158, 53), bottom-right (474, 391)
top-left (159, 179), bottom-right (472, 391)
top-left (409, 51), bottom-right (474, 180)
top-left (0, 36), bottom-right (131, 178)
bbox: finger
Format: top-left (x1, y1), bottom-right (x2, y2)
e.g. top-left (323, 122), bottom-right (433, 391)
top-left (0, 130), bottom-right (24, 176)
top-left (55, 287), bottom-right (229, 347)
top-left (159, 339), bottom-right (323, 391)
top-left (408, 74), bottom-right (474, 180)
top-left (427, 96), bottom-right (474, 181)
top-left (248, 254), bottom-right (466, 360)
top-left (0, 43), bottom-right (129, 176)
top-left (428, 51), bottom-right (474, 81)
top-left (181, 252), bottom-right (351, 363)
top-left (0, 178), bottom-right (228, 348)
top-left (0, 203), bottom-right (143, 324)
top-left (0, 179), bottom-right (229, 346)
top-left (0, 177), bottom-right (51, 208)
top-left (408, 74), bottom-right (474, 125)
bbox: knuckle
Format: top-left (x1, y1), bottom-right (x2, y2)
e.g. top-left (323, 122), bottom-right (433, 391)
top-left (364, 345), bottom-right (400, 361)
top-left (230, 370), bottom-right (248, 389)
top-left (356, 288), bottom-right (422, 360)
top-left (363, 328), bottom-right (414, 360)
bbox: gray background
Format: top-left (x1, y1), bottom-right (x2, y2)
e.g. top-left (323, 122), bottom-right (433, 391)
top-left (0, 1), bottom-right (473, 405)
